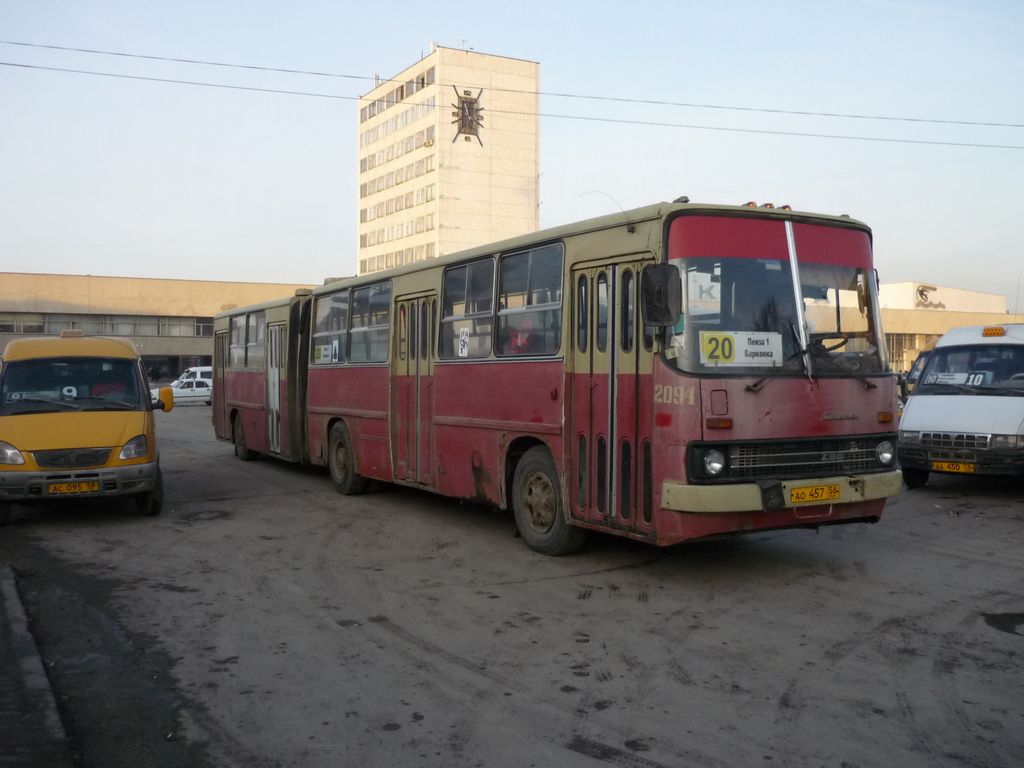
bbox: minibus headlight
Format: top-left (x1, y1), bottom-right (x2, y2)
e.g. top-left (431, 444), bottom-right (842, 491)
top-left (119, 435), bottom-right (148, 460)
top-left (703, 448), bottom-right (727, 476)
top-left (876, 440), bottom-right (895, 466)
top-left (0, 441), bottom-right (25, 465)
top-left (990, 435), bottom-right (1021, 450)
top-left (898, 430), bottom-right (920, 445)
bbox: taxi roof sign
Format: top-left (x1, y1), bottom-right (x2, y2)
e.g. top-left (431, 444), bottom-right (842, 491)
top-left (982, 326), bottom-right (1006, 337)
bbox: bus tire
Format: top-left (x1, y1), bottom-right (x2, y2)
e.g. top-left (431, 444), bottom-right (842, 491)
top-left (512, 446), bottom-right (587, 556)
top-left (328, 422), bottom-right (367, 495)
top-left (233, 415), bottom-right (257, 461)
top-left (135, 467), bottom-right (164, 517)
top-left (0, 503), bottom-right (11, 526)
top-left (903, 468), bottom-right (929, 489)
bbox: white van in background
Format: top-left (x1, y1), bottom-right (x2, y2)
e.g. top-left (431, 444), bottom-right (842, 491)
top-left (149, 366), bottom-right (214, 406)
top-left (898, 324), bottom-right (1024, 487)
top-left (175, 366), bottom-right (212, 385)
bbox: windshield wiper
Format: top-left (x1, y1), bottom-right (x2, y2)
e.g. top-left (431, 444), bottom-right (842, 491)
top-left (745, 350), bottom-right (806, 393)
top-left (4, 397), bottom-right (79, 410)
top-left (808, 348), bottom-right (878, 390)
top-left (917, 382), bottom-right (979, 395)
top-left (72, 396), bottom-right (137, 410)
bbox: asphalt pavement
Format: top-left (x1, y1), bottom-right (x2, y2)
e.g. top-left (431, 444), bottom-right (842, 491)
top-left (0, 563), bottom-right (74, 768)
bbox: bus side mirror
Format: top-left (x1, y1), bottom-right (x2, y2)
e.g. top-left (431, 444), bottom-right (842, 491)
top-left (641, 263), bottom-right (682, 327)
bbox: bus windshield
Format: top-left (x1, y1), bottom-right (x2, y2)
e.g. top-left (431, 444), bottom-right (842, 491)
top-left (663, 216), bottom-right (886, 377)
top-left (916, 344), bottom-right (1024, 395)
top-left (0, 357), bottom-right (145, 415)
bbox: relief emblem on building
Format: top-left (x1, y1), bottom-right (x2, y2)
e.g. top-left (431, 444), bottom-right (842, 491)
top-left (451, 86), bottom-right (484, 145)
top-left (915, 284), bottom-right (946, 309)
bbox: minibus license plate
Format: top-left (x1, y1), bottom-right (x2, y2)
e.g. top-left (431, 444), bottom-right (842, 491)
top-left (931, 461), bottom-right (975, 474)
top-left (790, 483), bottom-right (840, 504)
top-left (48, 481), bottom-right (100, 495)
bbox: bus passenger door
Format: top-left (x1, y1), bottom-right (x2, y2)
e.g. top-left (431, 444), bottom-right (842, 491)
top-left (570, 260), bottom-right (653, 533)
top-left (392, 295), bottom-right (436, 487)
top-left (267, 324), bottom-right (283, 454)
top-left (214, 331), bottom-right (229, 439)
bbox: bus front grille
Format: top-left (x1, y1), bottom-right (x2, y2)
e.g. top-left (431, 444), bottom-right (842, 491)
top-left (728, 439), bottom-right (882, 480)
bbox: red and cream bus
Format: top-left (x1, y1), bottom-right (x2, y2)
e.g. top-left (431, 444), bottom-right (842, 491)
top-left (214, 200), bottom-right (902, 554)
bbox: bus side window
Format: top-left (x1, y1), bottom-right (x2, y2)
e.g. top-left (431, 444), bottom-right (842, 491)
top-left (497, 244), bottom-right (563, 357)
top-left (577, 275), bottom-right (588, 353)
top-left (440, 259), bottom-right (494, 359)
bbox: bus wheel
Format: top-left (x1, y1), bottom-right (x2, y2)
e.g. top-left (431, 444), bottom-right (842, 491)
top-left (233, 416), bottom-right (257, 461)
top-left (328, 422), bottom-right (367, 495)
top-left (903, 468), bottom-right (929, 489)
top-left (512, 447), bottom-right (586, 556)
top-left (135, 467), bottom-right (164, 517)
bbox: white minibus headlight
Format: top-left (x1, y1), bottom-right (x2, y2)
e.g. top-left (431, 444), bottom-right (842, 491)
top-left (0, 441), bottom-right (25, 465)
top-left (119, 435), bottom-right (148, 460)
top-left (898, 430), bottom-right (921, 445)
top-left (990, 435), bottom-right (1020, 450)
top-left (876, 440), bottom-right (896, 466)
top-left (703, 448), bottom-right (727, 476)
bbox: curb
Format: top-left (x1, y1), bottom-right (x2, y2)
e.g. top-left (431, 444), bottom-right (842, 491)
top-left (0, 564), bottom-right (75, 768)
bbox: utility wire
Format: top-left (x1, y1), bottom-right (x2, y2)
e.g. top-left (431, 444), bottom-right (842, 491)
top-left (3, 38), bottom-right (1022, 130)
top-left (4, 60), bottom-right (1024, 151)
top-left (0, 61), bottom-right (358, 101)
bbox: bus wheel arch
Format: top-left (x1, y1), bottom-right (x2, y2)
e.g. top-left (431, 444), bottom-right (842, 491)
top-left (510, 444), bottom-right (587, 556)
top-left (327, 419), bottom-right (368, 495)
top-left (231, 410), bottom-right (257, 461)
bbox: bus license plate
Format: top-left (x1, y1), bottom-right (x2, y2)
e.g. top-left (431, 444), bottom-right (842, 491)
top-left (48, 481), bottom-right (100, 495)
top-left (931, 461), bottom-right (976, 474)
top-left (790, 483), bottom-right (840, 504)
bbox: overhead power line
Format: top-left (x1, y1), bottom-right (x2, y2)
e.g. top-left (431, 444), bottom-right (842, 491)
top-left (3, 60), bottom-right (1023, 151)
top-left (2, 38), bottom-right (1022, 130)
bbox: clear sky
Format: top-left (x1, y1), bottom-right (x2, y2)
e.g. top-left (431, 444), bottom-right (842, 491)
top-left (2, 1), bottom-right (1022, 310)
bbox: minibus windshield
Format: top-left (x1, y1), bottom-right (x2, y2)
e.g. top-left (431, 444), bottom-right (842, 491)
top-left (916, 344), bottom-right (1024, 395)
top-left (0, 357), bottom-right (145, 415)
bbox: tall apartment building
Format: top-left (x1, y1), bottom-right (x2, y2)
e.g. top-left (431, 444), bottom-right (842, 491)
top-left (357, 45), bottom-right (540, 275)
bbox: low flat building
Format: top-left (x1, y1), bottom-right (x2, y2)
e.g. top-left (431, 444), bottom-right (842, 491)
top-left (880, 282), bottom-right (1024, 371)
top-left (0, 272), bottom-right (312, 380)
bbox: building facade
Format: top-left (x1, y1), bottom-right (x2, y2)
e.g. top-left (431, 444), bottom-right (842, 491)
top-left (357, 44), bottom-right (540, 275)
top-left (880, 282), bottom-right (1024, 371)
top-left (0, 272), bottom-right (312, 379)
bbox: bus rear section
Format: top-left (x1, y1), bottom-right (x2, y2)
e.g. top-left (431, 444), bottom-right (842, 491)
top-left (213, 291), bottom-right (311, 463)
top-left (640, 210), bottom-right (902, 545)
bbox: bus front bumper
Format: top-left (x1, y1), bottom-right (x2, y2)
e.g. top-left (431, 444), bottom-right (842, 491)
top-left (661, 470), bottom-right (903, 513)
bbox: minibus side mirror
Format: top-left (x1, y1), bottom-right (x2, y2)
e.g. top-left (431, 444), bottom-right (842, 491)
top-left (641, 263), bottom-right (682, 327)
top-left (155, 386), bottom-right (174, 413)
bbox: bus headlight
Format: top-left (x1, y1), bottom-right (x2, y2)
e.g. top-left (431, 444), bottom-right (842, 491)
top-left (0, 441), bottom-right (25, 465)
top-left (990, 435), bottom-right (1021, 450)
top-left (898, 430), bottom-right (920, 445)
top-left (703, 448), bottom-right (727, 476)
top-left (876, 440), bottom-right (895, 466)
top-left (119, 435), bottom-right (148, 460)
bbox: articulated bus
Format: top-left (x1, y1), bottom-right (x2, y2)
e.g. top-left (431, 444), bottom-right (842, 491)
top-left (214, 200), bottom-right (903, 555)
